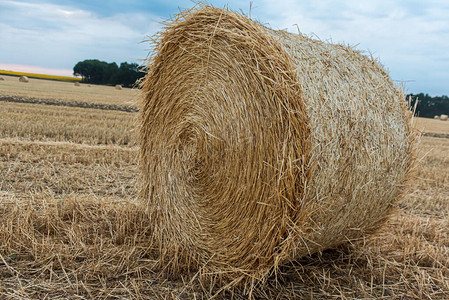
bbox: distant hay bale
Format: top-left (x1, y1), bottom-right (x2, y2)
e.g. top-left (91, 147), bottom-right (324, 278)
top-left (139, 6), bottom-right (416, 287)
top-left (74, 82), bottom-right (81, 86)
top-left (434, 115), bottom-right (440, 119)
top-left (115, 84), bottom-right (122, 90)
top-left (440, 114), bottom-right (449, 121)
top-left (19, 76), bottom-right (29, 83)
top-left (0, 77), bottom-right (4, 81)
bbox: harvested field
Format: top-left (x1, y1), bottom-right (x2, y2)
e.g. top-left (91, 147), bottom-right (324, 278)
top-left (0, 139), bottom-right (137, 197)
top-left (0, 131), bottom-right (448, 298)
top-left (416, 117), bottom-right (449, 135)
top-left (0, 78), bottom-right (448, 299)
top-left (0, 95), bottom-right (138, 112)
top-left (0, 101), bottom-right (135, 145)
top-left (0, 74), bottom-right (138, 106)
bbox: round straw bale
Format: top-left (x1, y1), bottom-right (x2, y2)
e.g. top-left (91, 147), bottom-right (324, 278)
top-left (19, 76), bottom-right (29, 83)
top-left (440, 114), bottom-right (448, 121)
top-left (115, 84), bottom-right (122, 90)
top-left (139, 6), bottom-right (416, 286)
top-left (434, 115), bottom-right (440, 119)
top-left (0, 77), bottom-right (4, 81)
top-left (74, 81), bottom-right (81, 86)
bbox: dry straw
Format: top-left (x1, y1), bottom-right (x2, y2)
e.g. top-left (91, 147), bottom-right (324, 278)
top-left (115, 84), bottom-right (122, 90)
top-left (74, 81), bottom-right (81, 86)
top-left (434, 115), bottom-right (440, 119)
top-left (19, 75), bottom-right (29, 82)
top-left (139, 6), bottom-right (416, 287)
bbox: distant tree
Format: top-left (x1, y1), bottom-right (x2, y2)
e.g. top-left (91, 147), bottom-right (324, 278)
top-left (407, 93), bottom-right (449, 118)
top-left (73, 59), bottom-right (118, 85)
top-left (117, 62), bottom-right (145, 87)
top-left (74, 59), bottom-right (101, 84)
top-left (104, 62), bottom-right (119, 84)
top-left (73, 59), bottom-right (144, 87)
top-left (73, 60), bottom-right (91, 81)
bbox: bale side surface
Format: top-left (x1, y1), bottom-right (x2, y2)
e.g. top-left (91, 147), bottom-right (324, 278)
top-left (139, 6), bottom-right (415, 286)
top-left (269, 28), bottom-right (413, 257)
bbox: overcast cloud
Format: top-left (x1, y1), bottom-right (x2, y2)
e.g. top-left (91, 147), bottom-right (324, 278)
top-left (0, 0), bottom-right (447, 95)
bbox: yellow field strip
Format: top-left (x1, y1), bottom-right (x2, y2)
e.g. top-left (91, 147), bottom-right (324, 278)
top-left (0, 70), bottom-right (81, 82)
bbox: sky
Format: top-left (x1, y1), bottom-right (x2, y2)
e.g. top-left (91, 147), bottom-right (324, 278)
top-left (0, 0), bottom-right (448, 95)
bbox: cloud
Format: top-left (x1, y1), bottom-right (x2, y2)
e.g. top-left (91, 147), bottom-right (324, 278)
top-left (0, 0), bottom-right (161, 70)
top-left (0, 0), bottom-right (447, 94)
top-left (254, 0), bottom-right (449, 94)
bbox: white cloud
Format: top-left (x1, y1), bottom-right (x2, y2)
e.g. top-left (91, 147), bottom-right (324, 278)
top-left (0, 0), bottom-right (447, 94)
top-left (0, 0), bottom-right (161, 70)
top-left (254, 0), bottom-right (449, 94)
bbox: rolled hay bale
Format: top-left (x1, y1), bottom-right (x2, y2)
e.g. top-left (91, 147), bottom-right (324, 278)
top-left (0, 77), bottom-right (4, 81)
top-left (19, 76), bottom-right (29, 83)
top-left (434, 115), bottom-right (440, 119)
top-left (139, 6), bottom-right (416, 286)
top-left (440, 114), bottom-right (448, 121)
top-left (115, 84), bottom-right (122, 90)
top-left (74, 82), bottom-right (81, 86)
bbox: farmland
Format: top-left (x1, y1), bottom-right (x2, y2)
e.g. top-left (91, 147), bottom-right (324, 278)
top-left (0, 75), bottom-right (137, 105)
top-left (0, 76), bottom-right (448, 298)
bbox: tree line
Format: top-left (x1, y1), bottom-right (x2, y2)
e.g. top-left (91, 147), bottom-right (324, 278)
top-left (73, 59), bottom-right (145, 87)
top-left (407, 93), bottom-right (449, 118)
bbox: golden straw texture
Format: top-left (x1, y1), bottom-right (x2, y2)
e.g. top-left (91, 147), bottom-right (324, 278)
top-left (139, 6), bottom-right (415, 286)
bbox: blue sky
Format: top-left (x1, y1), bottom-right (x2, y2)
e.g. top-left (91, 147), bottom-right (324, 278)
top-left (0, 0), bottom-right (448, 95)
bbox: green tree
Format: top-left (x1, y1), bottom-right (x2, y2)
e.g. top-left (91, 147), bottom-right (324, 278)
top-left (73, 59), bottom-right (118, 85)
top-left (73, 60), bottom-right (144, 87)
top-left (407, 93), bottom-right (449, 118)
top-left (117, 62), bottom-right (145, 87)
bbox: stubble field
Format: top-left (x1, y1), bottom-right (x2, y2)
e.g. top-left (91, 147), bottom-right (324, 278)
top-left (0, 74), bottom-right (137, 105)
top-left (0, 75), bottom-right (448, 299)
